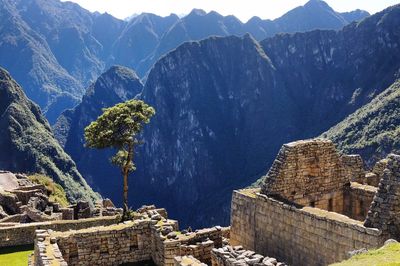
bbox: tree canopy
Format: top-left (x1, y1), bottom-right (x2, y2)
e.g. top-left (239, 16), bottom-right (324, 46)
top-left (85, 99), bottom-right (155, 219)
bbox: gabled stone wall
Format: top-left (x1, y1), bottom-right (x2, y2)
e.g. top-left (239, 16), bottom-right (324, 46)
top-left (342, 154), bottom-right (366, 183)
top-left (261, 139), bottom-right (348, 212)
top-left (231, 139), bottom-right (400, 266)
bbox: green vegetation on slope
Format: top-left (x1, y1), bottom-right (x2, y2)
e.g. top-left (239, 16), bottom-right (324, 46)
top-left (0, 68), bottom-right (99, 205)
top-left (28, 174), bottom-right (69, 207)
top-left (0, 245), bottom-right (33, 266)
top-left (322, 80), bottom-right (400, 166)
top-left (331, 243), bottom-right (400, 266)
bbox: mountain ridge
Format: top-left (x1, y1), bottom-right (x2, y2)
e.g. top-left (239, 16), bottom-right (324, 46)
top-left (0, 67), bottom-right (99, 204)
top-left (0, 0), bottom-right (370, 122)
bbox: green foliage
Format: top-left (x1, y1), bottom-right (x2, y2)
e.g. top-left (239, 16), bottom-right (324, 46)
top-left (0, 68), bottom-right (99, 205)
top-left (28, 174), bottom-right (70, 207)
top-left (330, 243), bottom-right (400, 266)
top-left (322, 80), bottom-right (400, 166)
top-left (84, 99), bottom-right (155, 219)
top-left (111, 150), bottom-right (136, 172)
top-left (85, 99), bottom-right (155, 149)
top-left (85, 99), bottom-right (155, 171)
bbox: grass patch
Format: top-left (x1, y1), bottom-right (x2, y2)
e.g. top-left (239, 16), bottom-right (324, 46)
top-left (331, 243), bottom-right (400, 266)
top-left (28, 174), bottom-right (69, 207)
top-left (0, 245), bottom-right (33, 266)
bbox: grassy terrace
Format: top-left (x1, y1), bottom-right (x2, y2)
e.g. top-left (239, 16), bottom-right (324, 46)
top-left (332, 243), bottom-right (400, 266)
top-left (0, 245), bottom-right (33, 266)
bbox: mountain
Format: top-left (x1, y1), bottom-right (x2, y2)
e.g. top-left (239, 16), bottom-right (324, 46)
top-left (322, 79), bottom-right (400, 166)
top-left (340, 9), bottom-right (371, 23)
top-left (133, 5), bottom-right (399, 227)
top-left (109, 13), bottom-right (179, 76)
top-left (15, 0), bottom-right (107, 87)
top-left (52, 3), bottom-right (397, 227)
top-left (0, 0), bottom-right (83, 124)
top-left (0, 68), bottom-right (99, 204)
top-left (0, 0), bottom-right (369, 122)
top-left (273, 0), bottom-right (348, 33)
top-left (135, 2), bottom-right (370, 77)
top-left (53, 66), bottom-right (143, 193)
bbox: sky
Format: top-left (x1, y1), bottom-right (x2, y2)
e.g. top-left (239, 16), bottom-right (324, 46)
top-left (61, 0), bottom-right (400, 22)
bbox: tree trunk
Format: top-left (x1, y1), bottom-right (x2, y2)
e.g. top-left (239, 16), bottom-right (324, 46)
top-left (122, 142), bottom-right (133, 220)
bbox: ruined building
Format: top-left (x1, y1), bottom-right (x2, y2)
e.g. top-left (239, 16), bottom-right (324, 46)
top-left (29, 138), bottom-right (400, 265)
top-left (231, 139), bottom-right (400, 265)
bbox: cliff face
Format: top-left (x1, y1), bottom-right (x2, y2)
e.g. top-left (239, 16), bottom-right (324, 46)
top-left (53, 66), bottom-right (143, 193)
top-left (0, 0), bottom-right (83, 123)
top-left (0, 68), bottom-right (99, 204)
top-left (133, 5), bottom-right (400, 228)
top-left (0, 0), bottom-right (368, 122)
top-left (51, 4), bottom-right (399, 228)
top-left (134, 2), bottom-right (369, 77)
top-left (261, 5), bottom-right (400, 136)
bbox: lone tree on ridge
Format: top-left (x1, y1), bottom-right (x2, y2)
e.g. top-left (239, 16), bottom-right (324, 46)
top-left (84, 99), bottom-right (155, 220)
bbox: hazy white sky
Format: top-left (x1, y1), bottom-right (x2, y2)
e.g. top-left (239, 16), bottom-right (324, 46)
top-left (62, 0), bottom-right (400, 22)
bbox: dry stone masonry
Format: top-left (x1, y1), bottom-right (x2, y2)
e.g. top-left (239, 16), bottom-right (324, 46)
top-left (231, 139), bottom-right (400, 266)
top-left (364, 154), bottom-right (400, 239)
top-left (31, 206), bottom-right (230, 266)
top-left (0, 171), bottom-right (122, 224)
top-left (27, 138), bottom-right (400, 266)
top-left (261, 139), bottom-right (348, 212)
top-left (211, 245), bottom-right (285, 266)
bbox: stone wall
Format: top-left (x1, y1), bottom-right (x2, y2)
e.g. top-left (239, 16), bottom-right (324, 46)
top-left (342, 154), bottom-right (366, 183)
top-left (32, 207), bottom-right (227, 266)
top-left (230, 189), bottom-right (385, 266)
top-left (365, 154), bottom-right (400, 240)
top-left (261, 139), bottom-right (349, 212)
top-left (343, 182), bottom-right (377, 221)
top-left (56, 220), bottom-right (153, 265)
top-left (174, 256), bottom-right (206, 266)
top-left (369, 158), bottom-right (389, 186)
top-left (0, 216), bottom-right (118, 247)
top-left (32, 229), bottom-right (67, 266)
top-left (211, 245), bottom-right (286, 266)
top-left (152, 225), bottom-right (225, 265)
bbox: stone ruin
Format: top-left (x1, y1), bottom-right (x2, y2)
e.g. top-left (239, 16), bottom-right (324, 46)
top-left (0, 171), bottom-right (122, 224)
top-left (231, 139), bottom-right (400, 266)
top-left (31, 205), bottom-right (236, 266)
top-left (28, 138), bottom-right (400, 266)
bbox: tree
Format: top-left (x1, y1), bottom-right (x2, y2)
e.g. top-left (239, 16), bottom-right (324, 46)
top-left (84, 99), bottom-right (155, 220)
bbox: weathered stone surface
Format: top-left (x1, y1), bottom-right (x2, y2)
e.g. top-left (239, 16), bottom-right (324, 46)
top-left (0, 216), bottom-right (118, 248)
top-left (230, 189), bottom-right (385, 266)
top-left (261, 139), bottom-right (349, 211)
top-left (33, 206), bottom-right (228, 266)
top-left (0, 192), bottom-right (20, 214)
top-left (211, 246), bottom-right (285, 266)
top-left (364, 154), bottom-right (400, 239)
